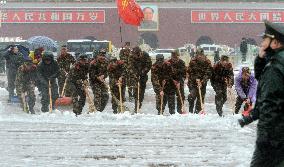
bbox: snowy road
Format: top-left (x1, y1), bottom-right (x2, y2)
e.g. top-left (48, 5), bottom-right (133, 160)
top-left (0, 77), bottom-right (257, 166)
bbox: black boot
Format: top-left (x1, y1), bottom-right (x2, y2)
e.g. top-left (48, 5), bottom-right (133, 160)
top-left (29, 107), bottom-right (35, 114)
top-left (41, 105), bottom-right (48, 113)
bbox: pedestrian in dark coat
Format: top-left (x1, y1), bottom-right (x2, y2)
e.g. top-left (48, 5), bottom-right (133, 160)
top-left (249, 20), bottom-right (284, 167)
top-left (240, 37), bottom-right (248, 62)
top-left (37, 52), bottom-right (59, 113)
top-left (4, 46), bottom-right (25, 101)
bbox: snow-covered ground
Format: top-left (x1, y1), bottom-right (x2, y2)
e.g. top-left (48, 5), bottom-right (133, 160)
top-left (0, 74), bottom-right (257, 167)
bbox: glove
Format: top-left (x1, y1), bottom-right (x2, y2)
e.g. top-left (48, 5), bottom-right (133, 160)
top-left (238, 115), bottom-right (253, 128)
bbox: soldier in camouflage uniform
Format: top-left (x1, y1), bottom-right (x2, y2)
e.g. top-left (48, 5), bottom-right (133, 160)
top-left (211, 55), bottom-right (234, 116)
top-left (89, 50), bottom-right (109, 112)
top-left (67, 54), bottom-right (89, 116)
top-left (151, 54), bottom-right (167, 115)
top-left (57, 45), bottom-right (76, 97)
top-left (15, 58), bottom-right (37, 114)
top-left (160, 56), bottom-right (180, 115)
top-left (37, 52), bottom-right (59, 113)
top-left (170, 50), bottom-right (186, 114)
top-left (108, 57), bottom-right (127, 114)
top-left (128, 46), bottom-right (152, 112)
top-left (119, 42), bottom-right (134, 101)
top-left (187, 48), bottom-right (212, 113)
top-left (4, 46), bottom-right (25, 101)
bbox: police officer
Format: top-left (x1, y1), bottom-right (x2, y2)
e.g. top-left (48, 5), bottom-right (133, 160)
top-left (247, 20), bottom-right (284, 167)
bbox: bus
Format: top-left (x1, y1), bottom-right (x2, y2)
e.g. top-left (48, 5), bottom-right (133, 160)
top-left (66, 39), bottom-right (93, 57)
top-left (67, 39), bottom-right (112, 58)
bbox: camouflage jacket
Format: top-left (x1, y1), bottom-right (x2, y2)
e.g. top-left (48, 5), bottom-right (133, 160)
top-left (151, 60), bottom-right (164, 94)
top-left (89, 55), bottom-right (109, 83)
top-left (168, 58), bottom-right (186, 82)
top-left (119, 48), bottom-right (131, 66)
top-left (68, 62), bottom-right (89, 90)
top-left (57, 53), bottom-right (76, 75)
top-left (187, 54), bottom-right (212, 88)
top-left (128, 51), bottom-right (152, 79)
top-left (15, 63), bottom-right (37, 91)
top-left (211, 62), bottom-right (234, 88)
top-left (108, 60), bottom-right (127, 87)
top-left (161, 61), bottom-right (178, 95)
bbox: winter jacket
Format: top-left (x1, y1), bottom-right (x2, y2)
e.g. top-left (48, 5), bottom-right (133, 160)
top-left (211, 62), bottom-right (234, 89)
top-left (187, 54), bottom-right (212, 88)
top-left (37, 53), bottom-right (59, 86)
top-left (4, 51), bottom-right (24, 71)
top-left (128, 51), bottom-right (152, 80)
top-left (67, 62), bottom-right (89, 92)
top-left (89, 55), bottom-right (109, 84)
top-left (235, 67), bottom-right (257, 103)
top-left (151, 60), bottom-right (164, 94)
top-left (57, 53), bottom-right (76, 75)
top-left (254, 49), bottom-right (284, 155)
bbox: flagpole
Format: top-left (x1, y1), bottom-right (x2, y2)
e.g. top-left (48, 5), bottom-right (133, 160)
top-left (119, 17), bottom-right (123, 45)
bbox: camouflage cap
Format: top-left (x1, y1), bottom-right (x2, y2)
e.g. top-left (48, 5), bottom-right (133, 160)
top-left (196, 48), bottom-right (204, 55)
top-left (221, 55), bottom-right (229, 61)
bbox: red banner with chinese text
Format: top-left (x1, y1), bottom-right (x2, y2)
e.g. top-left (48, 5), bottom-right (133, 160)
top-left (0, 9), bottom-right (105, 23)
top-left (191, 10), bottom-right (284, 23)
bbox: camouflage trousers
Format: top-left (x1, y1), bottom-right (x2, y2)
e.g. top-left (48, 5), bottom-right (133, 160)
top-left (41, 80), bottom-right (59, 113)
top-left (176, 81), bottom-right (185, 114)
top-left (155, 93), bottom-right (175, 115)
top-left (58, 74), bottom-right (71, 97)
top-left (7, 68), bottom-right (17, 98)
top-left (126, 74), bottom-right (136, 101)
top-left (188, 84), bottom-right (207, 114)
top-left (110, 83), bottom-right (126, 114)
top-left (235, 95), bottom-right (245, 114)
top-left (91, 81), bottom-right (109, 112)
top-left (71, 84), bottom-right (86, 115)
top-left (15, 82), bottom-right (36, 112)
top-left (214, 87), bottom-right (227, 116)
top-left (133, 75), bottom-right (147, 112)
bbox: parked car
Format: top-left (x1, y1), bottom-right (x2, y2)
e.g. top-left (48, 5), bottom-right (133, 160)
top-left (149, 48), bottom-right (175, 60)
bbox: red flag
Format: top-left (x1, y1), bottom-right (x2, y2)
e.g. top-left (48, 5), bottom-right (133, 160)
top-left (117, 0), bottom-right (144, 26)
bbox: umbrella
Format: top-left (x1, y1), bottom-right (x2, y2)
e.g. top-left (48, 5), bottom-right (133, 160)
top-left (4, 44), bottom-right (30, 59)
top-left (27, 36), bottom-right (58, 51)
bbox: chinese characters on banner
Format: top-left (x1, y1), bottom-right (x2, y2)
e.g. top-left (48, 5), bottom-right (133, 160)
top-left (0, 9), bottom-right (105, 23)
top-left (191, 10), bottom-right (284, 23)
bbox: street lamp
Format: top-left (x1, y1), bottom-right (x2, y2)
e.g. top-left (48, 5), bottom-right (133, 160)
top-left (0, 0), bottom-right (7, 28)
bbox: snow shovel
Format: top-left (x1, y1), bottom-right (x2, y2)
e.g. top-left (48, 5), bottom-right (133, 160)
top-left (227, 87), bottom-right (235, 115)
top-left (196, 79), bottom-right (205, 115)
top-left (83, 80), bottom-right (96, 113)
top-left (136, 80), bottom-right (140, 114)
top-left (118, 82), bottom-right (124, 113)
top-left (21, 92), bottom-right (28, 113)
top-left (48, 80), bottom-right (53, 113)
top-left (177, 86), bottom-right (186, 114)
top-left (55, 77), bottom-right (72, 107)
top-left (160, 83), bottom-right (165, 115)
top-left (225, 78), bottom-right (235, 115)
